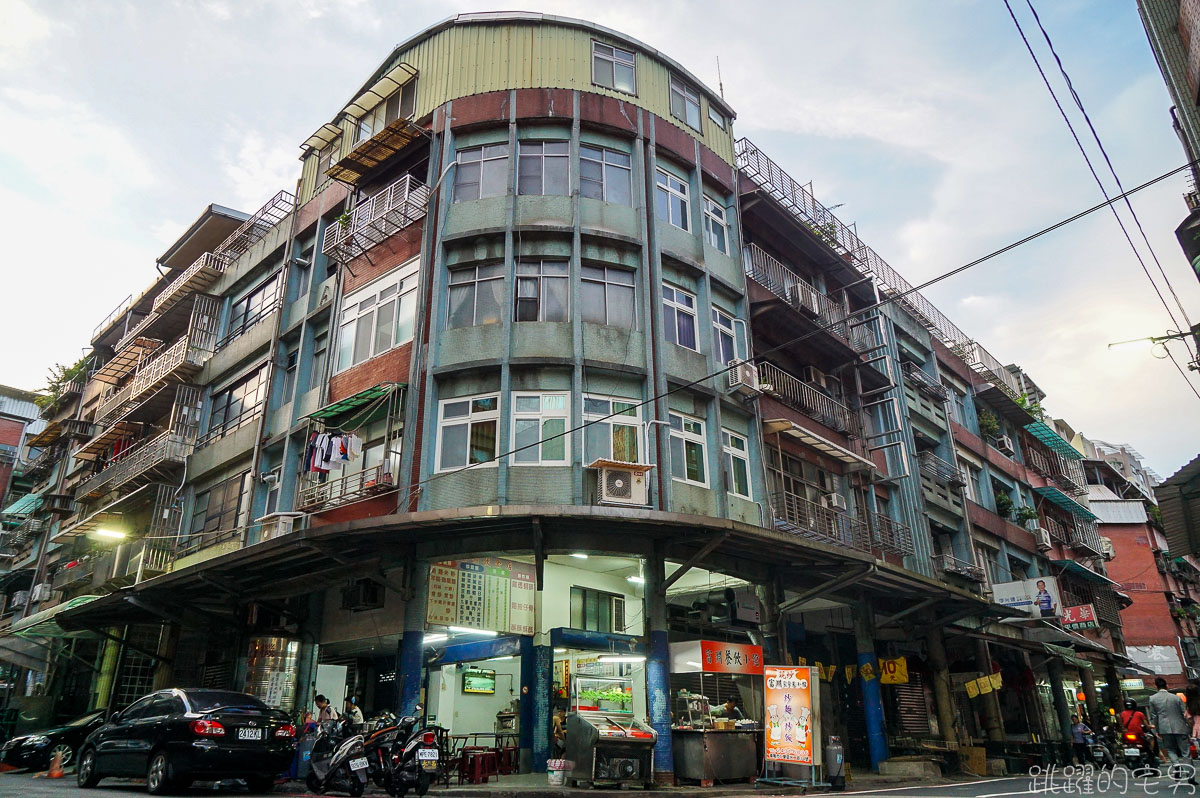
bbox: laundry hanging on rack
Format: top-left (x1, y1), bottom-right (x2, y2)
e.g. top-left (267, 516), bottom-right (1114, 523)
top-left (304, 431), bottom-right (363, 475)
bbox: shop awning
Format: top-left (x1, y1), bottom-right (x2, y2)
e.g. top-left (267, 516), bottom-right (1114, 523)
top-left (2, 491), bottom-right (42, 517)
top-left (10, 595), bottom-right (103, 640)
top-left (1045, 642), bottom-right (1093, 669)
top-left (1052, 559), bottom-right (1120, 587)
top-left (1034, 486), bottom-right (1099, 522)
top-left (762, 418), bottom-right (876, 473)
top-left (1025, 421), bottom-right (1083, 460)
top-left (307, 382), bottom-right (403, 423)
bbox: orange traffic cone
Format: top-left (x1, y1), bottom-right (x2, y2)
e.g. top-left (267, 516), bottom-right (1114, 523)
top-left (45, 749), bottom-right (64, 779)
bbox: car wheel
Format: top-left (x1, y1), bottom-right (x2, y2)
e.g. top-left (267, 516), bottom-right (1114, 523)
top-left (146, 750), bottom-right (175, 795)
top-left (49, 742), bottom-right (73, 767)
top-left (77, 748), bottom-right (100, 788)
top-left (244, 775), bottom-right (276, 794)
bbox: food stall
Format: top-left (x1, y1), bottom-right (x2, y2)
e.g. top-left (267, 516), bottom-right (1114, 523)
top-left (565, 674), bottom-right (657, 788)
top-left (668, 640), bottom-right (764, 785)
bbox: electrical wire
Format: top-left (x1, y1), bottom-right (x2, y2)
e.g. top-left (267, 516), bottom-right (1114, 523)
top-left (1004, 1), bottom-right (1200, 402)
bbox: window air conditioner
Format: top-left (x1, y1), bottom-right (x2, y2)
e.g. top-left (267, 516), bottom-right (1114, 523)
top-left (600, 466), bottom-right (649, 506)
top-left (256, 512), bottom-right (306, 542)
top-left (11, 590), bottom-right (29, 608)
top-left (341, 578), bottom-right (385, 612)
top-left (799, 365), bottom-right (830, 389)
top-left (821, 493), bottom-right (848, 512)
top-left (728, 360), bottom-right (763, 398)
top-left (788, 283), bottom-right (821, 316)
top-left (30, 583), bottom-right (53, 603)
top-left (995, 435), bottom-right (1016, 457)
top-left (1033, 527), bottom-right (1052, 552)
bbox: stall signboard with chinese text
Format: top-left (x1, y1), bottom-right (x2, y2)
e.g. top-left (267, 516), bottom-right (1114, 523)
top-left (1062, 604), bottom-right (1099, 631)
top-left (764, 666), bottom-right (820, 766)
top-left (426, 558), bottom-right (536, 635)
top-left (669, 641), bottom-right (763, 674)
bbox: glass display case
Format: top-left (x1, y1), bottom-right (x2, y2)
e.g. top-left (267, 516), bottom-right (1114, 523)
top-left (571, 675), bottom-right (636, 716)
top-left (566, 675), bottom-right (657, 786)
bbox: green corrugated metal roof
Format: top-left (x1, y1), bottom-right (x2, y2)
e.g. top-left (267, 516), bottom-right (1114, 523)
top-left (1034, 485), bottom-right (1099, 522)
top-left (308, 382), bottom-right (402, 422)
top-left (1044, 642), bottom-right (1093, 669)
top-left (1, 491), bottom-right (42, 517)
top-left (1052, 559), bottom-right (1119, 587)
top-left (1024, 421), bottom-right (1083, 461)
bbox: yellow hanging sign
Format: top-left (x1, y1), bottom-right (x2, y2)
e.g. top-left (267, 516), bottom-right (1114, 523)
top-left (845, 664), bottom-right (856, 683)
top-left (860, 662), bottom-right (877, 682)
top-left (989, 671), bottom-right (1003, 690)
top-left (966, 679), bottom-right (979, 699)
top-left (880, 656), bottom-right (909, 685)
top-left (977, 675), bottom-right (993, 695)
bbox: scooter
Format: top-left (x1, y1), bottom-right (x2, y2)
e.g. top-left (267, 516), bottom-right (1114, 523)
top-left (362, 712), bottom-right (404, 792)
top-left (1089, 726), bottom-right (1115, 768)
top-left (1121, 729), bottom-right (1155, 770)
top-left (386, 716), bottom-right (439, 798)
top-left (306, 718), bottom-right (369, 796)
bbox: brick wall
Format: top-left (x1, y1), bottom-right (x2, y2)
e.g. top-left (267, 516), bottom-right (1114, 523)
top-left (342, 221), bottom-right (424, 294)
top-left (0, 417), bottom-right (24, 447)
top-left (328, 343), bottom-right (413, 404)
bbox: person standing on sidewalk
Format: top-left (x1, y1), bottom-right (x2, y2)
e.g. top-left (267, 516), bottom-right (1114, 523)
top-left (1150, 677), bottom-right (1194, 781)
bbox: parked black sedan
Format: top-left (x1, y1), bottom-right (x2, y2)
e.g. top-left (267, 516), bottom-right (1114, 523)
top-left (0, 709), bottom-right (105, 770)
top-left (77, 688), bottom-right (296, 794)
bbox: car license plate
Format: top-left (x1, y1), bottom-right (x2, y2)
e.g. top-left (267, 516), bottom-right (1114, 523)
top-left (418, 749), bottom-right (438, 760)
top-left (1124, 747), bottom-right (1140, 757)
top-left (237, 728), bottom-right (263, 741)
top-left (349, 757), bottom-right (369, 771)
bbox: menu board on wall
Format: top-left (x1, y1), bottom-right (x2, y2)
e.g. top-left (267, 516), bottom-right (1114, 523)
top-left (425, 558), bottom-right (537, 635)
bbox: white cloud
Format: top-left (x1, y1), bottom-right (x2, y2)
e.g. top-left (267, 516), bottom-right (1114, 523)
top-left (0, 0), bottom-right (52, 71)
top-left (219, 129), bottom-right (299, 211)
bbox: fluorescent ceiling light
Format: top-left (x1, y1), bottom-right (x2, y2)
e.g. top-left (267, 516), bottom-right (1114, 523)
top-left (95, 529), bottom-right (126, 539)
top-left (598, 654), bottom-right (646, 663)
top-left (448, 626), bottom-right (498, 636)
top-left (626, 575), bottom-right (645, 584)
top-left (487, 655), bottom-right (514, 661)
top-left (424, 634), bottom-right (448, 644)
top-left (554, 648), bottom-right (567, 653)
top-left (571, 553), bottom-right (589, 559)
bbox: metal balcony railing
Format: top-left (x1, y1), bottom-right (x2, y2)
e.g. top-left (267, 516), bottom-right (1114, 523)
top-left (74, 431), bottom-right (194, 500)
top-left (52, 559), bottom-right (94, 590)
top-left (744, 244), bottom-right (848, 335)
top-left (1070, 519), bottom-right (1104, 556)
top-left (93, 294), bottom-right (132, 342)
top-left (216, 190), bottom-right (295, 259)
top-left (901, 361), bottom-right (950, 402)
top-left (771, 491), bottom-right (871, 553)
top-left (323, 174), bottom-right (431, 262)
top-left (866, 510), bottom-right (914, 556)
top-left (918, 451), bottom-right (967, 487)
top-left (152, 252), bottom-right (230, 314)
top-left (10, 517), bottom-right (46, 546)
top-left (935, 553), bottom-right (985, 582)
top-left (1024, 440), bottom-right (1088, 497)
top-left (758, 361), bottom-right (860, 436)
top-left (24, 444), bottom-right (64, 479)
top-left (297, 463), bottom-right (396, 512)
top-left (1042, 514), bottom-right (1069, 543)
top-left (98, 330), bottom-right (216, 428)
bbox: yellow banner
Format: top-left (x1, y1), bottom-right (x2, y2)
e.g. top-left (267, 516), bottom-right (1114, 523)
top-left (860, 662), bottom-right (877, 682)
top-left (880, 656), bottom-right (909, 685)
top-left (966, 679), bottom-right (979, 699)
top-left (845, 664), bottom-right (856, 684)
top-left (977, 675), bottom-right (993, 695)
top-left (989, 671), bottom-right (1003, 690)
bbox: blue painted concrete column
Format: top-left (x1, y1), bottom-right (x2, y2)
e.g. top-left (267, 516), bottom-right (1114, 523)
top-left (399, 561), bottom-right (429, 716)
top-left (852, 602), bottom-right (888, 771)
top-left (645, 547), bottom-right (673, 783)
top-left (530, 643), bottom-right (552, 772)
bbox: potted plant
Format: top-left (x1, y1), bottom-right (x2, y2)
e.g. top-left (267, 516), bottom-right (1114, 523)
top-left (977, 409), bottom-right (1000, 440)
top-left (994, 491), bottom-right (1015, 520)
top-left (1015, 506), bottom-right (1039, 525)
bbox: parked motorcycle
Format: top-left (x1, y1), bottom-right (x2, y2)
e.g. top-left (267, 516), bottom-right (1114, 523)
top-left (386, 714), bottom-right (439, 798)
top-left (362, 712), bottom-right (404, 792)
top-left (306, 718), bottom-right (369, 796)
top-left (1089, 725), bottom-right (1115, 768)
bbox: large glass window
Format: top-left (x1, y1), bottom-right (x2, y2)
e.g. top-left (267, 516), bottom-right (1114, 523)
top-left (591, 41), bottom-right (636, 94)
top-left (703, 197), bottom-right (729, 254)
top-left (225, 273), bottom-right (281, 347)
top-left (207, 365), bottom-right (270, 442)
top-left (448, 264), bottom-right (504, 328)
top-left (581, 266), bottom-right (635, 328)
top-left (317, 138), bottom-right (340, 179)
top-left (335, 259), bottom-right (420, 372)
top-left (580, 145), bottom-right (632, 205)
top-left (766, 446), bottom-right (839, 503)
top-left (512, 393), bottom-right (569, 465)
top-left (723, 430), bottom-right (751, 499)
top-left (571, 586), bottom-right (626, 633)
top-left (517, 141), bottom-right (569, 196)
top-left (437, 394), bottom-right (499, 471)
top-left (583, 395), bottom-right (642, 464)
top-left (669, 412), bottom-right (707, 486)
top-left (454, 144), bottom-right (510, 202)
top-left (355, 80), bottom-right (418, 144)
top-left (183, 471), bottom-right (249, 554)
top-left (662, 284), bottom-right (698, 351)
top-left (655, 169), bottom-right (689, 230)
top-left (309, 326), bottom-right (328, 393)
top-left (515, 260), bottom-right (569, 322)
top-left (669, 74), bottom-right (702, 130)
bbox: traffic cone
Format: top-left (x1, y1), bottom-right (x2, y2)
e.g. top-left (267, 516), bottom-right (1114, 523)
top-left (46, 749), bottom-right (64, 779)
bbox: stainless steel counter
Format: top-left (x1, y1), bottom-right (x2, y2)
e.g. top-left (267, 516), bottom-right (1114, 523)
top-left (671, 728), bottom-right (759, 785)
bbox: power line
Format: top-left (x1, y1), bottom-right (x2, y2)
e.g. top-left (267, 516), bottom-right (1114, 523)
top-left (399, 157), bottom-right (1200, 499)
top-left (1004, 0), bottom-right (1200, 402)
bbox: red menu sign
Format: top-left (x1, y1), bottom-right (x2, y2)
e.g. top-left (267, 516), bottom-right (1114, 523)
top-left (699, 640), bottom-right (764, 674)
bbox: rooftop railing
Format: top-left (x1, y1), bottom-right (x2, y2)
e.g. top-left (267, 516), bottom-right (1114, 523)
top-left (216, 190), bottom-right (295, 259)
top-left (758, 361), bottom-right (860, 437)
top-left (92, 294), bottom-right (132, 342)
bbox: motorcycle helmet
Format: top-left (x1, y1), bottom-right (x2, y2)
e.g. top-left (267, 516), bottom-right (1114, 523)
top-left (1124, 698), bottom-right (1137, 710)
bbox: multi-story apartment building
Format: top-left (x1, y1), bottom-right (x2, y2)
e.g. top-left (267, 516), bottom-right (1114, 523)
top-left (0, 12), bottom-right (1152, 777)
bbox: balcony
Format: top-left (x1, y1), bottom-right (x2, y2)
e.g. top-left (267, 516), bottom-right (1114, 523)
top-left (23, 444), bottom-right (64, 480)
top-left (758, 361), bottom-right (860, 436)
top-left (919, 451), bottom-right (967, 487)
top-left (1042, 514), bottom-right (1069, 544)
top-left (215, 190), bottom-right (295, 260)
top-left (771, 491), bottom-right (871, 553)
top-left (935, 553), bottom-right (985, 582)
top-left (901, 361), bottom-right (949, 402)
top-left (323, 174), bottom-right (430, 263)
top-left (74, 431), bottom-right (194, 500)
top-left (152, 252), bottom-right (229, 315)
top-left (107, 538), bottom-right (174, 587)
top-left (10, 517), bottom-right (46, 546)
top-left (1024, 437), bottom-right (1088, 498)
top-left (866, 510), bottom-right (914, 556)
top-left (298, 463), bottom-right (396, 513)
top-left (92, 294), bottom-right (132, 343)
top-left (744, 244), bottom-right (847, 333)
top-left (96, 329), bottom-right (216, 427)
top-left (52, 559), bottom-right (94, 591)
top-left (1070, 519), bottom-right (1104, 557)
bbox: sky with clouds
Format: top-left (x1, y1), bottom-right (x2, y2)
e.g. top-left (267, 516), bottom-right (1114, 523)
top-left (1, 0), bottom-right (1197, 476)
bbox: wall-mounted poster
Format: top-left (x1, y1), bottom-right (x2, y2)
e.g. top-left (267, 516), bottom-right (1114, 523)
top-left (764, 666), bottom-right (820, 766)
top-left (425, 558), bottom-right (537, 635)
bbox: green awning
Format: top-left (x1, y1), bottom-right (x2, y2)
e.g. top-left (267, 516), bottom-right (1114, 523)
top-left (308, 382), bottom-right (403, 422)
top-left (1044, 642), bottom-right (1093, 670)
top-left (10, 595), bottom-right (103, 639)
top-left (1052, 559), bottom-right (1120, 587)
top-left (1034, 486), bottom-right (1099, 521)
top-left (1024, 421), bottom-right (1083, 461)
top-left (2, 491), bottom-right (43, 517)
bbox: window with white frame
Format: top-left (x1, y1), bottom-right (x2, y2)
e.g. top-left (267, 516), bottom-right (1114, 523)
top-left (581, 266), bottom-right (635, 329)
top-left (454, 144), bottom-right (510, 202)
top-left (355, 80), bottom-right (417, 144)
top-left (669, 412), bottom-right (707, 486)
top-left (669, 74), bottom-right (702, 130)
top-left (309, 326), bottom-right (328, 393)
top-left (583, 395), bottom-right (642, 464)
top-left (708, 105), bottom-right (726, 130)
top-left (518, 141), bottom-right (569, 196)
top-left (592, 41), bottom-right (636, 94)
top-left (655, 169), bottom-right (689, 230)
top-left (437, 394), bottom-right (499, 471)
top-left (317, 138), bottom-right (341, 179)
top-left (662, 284), bottom-right (698, 351)
top-left (580, 145), bottom-right (632, 205)
top-left (336, 260), bottom-right (420, 372)
top-left (448, 263), bottom-right (504, 328)
top-left (723, 430), bottom-right (750, 499)
top-left (281, 345), bottom-right (299, 404)
top-left (515, 260), bottom-right (569, 322)
top-left (712, 308), bottom-right (738, 366)
top-left (703, 197), bottom-right (729, 254)
top-left (512, 393), bottom-right (569, 465)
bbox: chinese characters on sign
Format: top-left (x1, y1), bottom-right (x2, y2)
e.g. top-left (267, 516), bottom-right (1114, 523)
top-left (764, 666), bottom-right (819, 766)
top-left (1061, 604), bottom-right (1099, 631)
top-left (879, 656), bottom-right (908, 685)
top-left (698, 640), bottom-right (764, 675)
top-left (425, 558), bottom-right (536, 635)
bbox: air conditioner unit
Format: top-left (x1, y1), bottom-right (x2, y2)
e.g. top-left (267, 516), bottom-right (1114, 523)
top-left (1100, 537), bottom-right (1115, 561)
top-left (1033, 527), bottom-right (1053, 552)
top-left (30, 583), bottom-right (53, 603)
top-left (799, 365), bottom-right (830, 389)
top-left (256, 512), bottom-right (306, 542)
top-left (599, 466), bottom-right (649, 506)
top-left (995, 435), bottom-right (1016, 456)
top-left (821, 493), bottom-right (848, 512)
top-left (788, 283), bottom-right (820, 316)
top-left (728, 360), bottom-right (763, 398)
top-left (11, 590), bottom-right (29, 608)
top-left (341, 578), bottom-right (385, 612)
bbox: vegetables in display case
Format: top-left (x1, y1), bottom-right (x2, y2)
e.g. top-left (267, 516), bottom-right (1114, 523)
top-left (566, 675), bottom-right (656, 788)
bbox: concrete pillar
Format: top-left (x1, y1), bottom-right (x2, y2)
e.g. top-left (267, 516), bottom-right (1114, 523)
top-left (926, 624), bottom-right (957, 745)
top-left (1105, 663), bottom-right (1124, 714)
top-left (852, 602), bottom-right (889, 770)
top-left (755, 578), bottom-right (784, 664)
top-left (1080, 666), bottom-right (1101, 725)
top-left (150, 624), bottom-right (180, 691)
top-left (975, 639), bottom-right (1004, 743)
top-left (398, 560), bottom-right (429, 716)
top-left (526, 642), bottom-right (552, 773)
top-left (1046, 656), bottom-right (1073, 764)
top-left (645, 545), bottom-right (673, 783)
top-left (91, 633), bottom-right (121, 711)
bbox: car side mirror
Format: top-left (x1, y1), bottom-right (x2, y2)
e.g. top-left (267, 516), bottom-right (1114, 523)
top-left (107, 708), bottom-right (122, 723)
